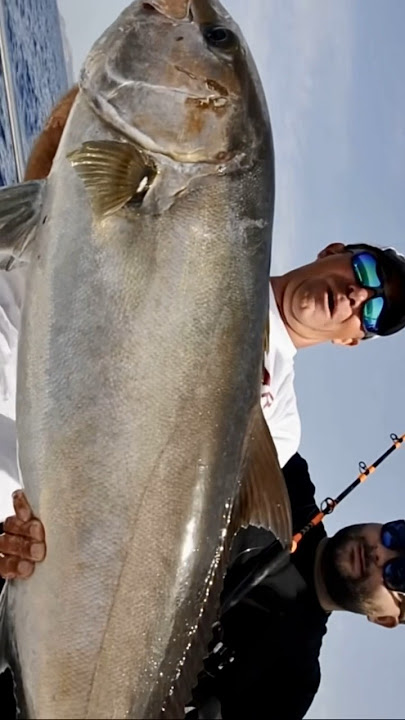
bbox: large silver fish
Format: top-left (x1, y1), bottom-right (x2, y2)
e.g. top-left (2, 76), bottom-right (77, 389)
top-left (0, 0), bottom-right (292, 717)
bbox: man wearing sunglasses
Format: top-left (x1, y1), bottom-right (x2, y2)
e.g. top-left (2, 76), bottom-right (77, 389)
top-left (265, 241), bottom-right (405, 469)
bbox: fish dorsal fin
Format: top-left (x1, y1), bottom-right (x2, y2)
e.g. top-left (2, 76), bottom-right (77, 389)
top-left (234, 402), bottom-right (292, 549)
top-left (68, 140), bottom-right (156, 219)
top-left (0, 180), bottom-right (46, 270)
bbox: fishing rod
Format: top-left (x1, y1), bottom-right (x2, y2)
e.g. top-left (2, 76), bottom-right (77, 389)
top-left (221, 432), bottom-right (405, 614)
top-left (291, 431), bottom-right (405, 552)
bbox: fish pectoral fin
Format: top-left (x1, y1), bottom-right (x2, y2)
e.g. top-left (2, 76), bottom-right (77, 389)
top-left (68, 140), bottom-right (157, 219)
top-left (0, 180), bottom-right (46, 271)
top-left (234, 402), bottom-right (293, 549)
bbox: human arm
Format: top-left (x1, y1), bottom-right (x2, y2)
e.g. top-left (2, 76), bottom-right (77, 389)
top-left (24, 86), bottom-right (79, 181)
top-left (190, 519), bottom-right (325, 719)
top-left (188, 585), bottom-right (323, 720)
top-left (217, 604), bottom-right (323, 720)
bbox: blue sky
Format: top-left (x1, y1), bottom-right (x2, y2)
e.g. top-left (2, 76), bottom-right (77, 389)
top-left (57, 1), bottom-right (405, 716)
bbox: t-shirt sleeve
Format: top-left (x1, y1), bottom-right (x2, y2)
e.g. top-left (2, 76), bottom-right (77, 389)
top-left (262, 372), bottom-right (301, 468)
top-left (0, 415), bottom-right (20, 521)
top-left (0, 271), bottom-right (24, 521)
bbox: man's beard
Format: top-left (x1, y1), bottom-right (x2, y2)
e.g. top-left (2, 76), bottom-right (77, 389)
top-left (321, 525), bottom-right (371, 614)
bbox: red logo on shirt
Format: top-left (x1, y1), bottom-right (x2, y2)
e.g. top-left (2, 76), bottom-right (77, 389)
top-left (261, 366), bottom-right (274, 408)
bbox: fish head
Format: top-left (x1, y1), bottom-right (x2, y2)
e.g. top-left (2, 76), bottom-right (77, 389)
top-left (80, 0), bottom-right (269, 166)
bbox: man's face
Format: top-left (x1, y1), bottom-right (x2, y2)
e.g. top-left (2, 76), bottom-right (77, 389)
top-left (321, 522), bottom-right (404, 626)
top-left (275, 243), bottom-right (400, 347)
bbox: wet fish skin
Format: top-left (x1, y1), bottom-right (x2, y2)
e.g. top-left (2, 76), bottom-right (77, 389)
top-left (0, 1), bottom-right (291, 718)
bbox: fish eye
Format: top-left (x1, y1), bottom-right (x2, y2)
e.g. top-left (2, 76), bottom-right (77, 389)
top-left (202, 25), bottom-right (238, 51)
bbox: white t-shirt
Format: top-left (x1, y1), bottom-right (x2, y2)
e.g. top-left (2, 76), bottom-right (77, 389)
top-left (260, 283), bottom-right (301, 468)
top-left (0, 269), bottom-right (25, 522)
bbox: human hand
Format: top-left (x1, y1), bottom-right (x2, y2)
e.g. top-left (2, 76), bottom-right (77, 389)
top-left (0, 491), bottom-right (46, 579)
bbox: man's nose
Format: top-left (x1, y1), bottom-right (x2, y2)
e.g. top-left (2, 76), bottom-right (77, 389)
top-left (372, 544), bottom-right (400, 568)
top-left (348, 284), bottom-right (372, 308)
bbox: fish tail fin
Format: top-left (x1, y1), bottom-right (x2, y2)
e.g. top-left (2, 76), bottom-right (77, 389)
top-left (0, 180), bottom-right (46, 270)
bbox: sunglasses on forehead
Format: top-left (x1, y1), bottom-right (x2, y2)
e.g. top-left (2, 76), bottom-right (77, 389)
top-left (349, 249), bottom-right (386, 338)
top-left (381, 520), bottom-right (405, 594)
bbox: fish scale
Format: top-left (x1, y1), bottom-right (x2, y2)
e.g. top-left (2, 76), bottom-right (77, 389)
top-left (0, 1), bottom-right (292, 717)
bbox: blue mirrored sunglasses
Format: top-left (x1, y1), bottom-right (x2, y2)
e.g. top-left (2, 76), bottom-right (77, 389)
top-left (381, 520), bottom-right (405, 593)
top-left (351, 251), bottom-right (385, 336)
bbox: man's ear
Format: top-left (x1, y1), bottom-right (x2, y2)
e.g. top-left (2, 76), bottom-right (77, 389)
top-left (332, 338), bottom-right (360, 347)
top-left (367, 614), bottom-right (399, 629)
top-left (317, 242), bottom-right (346, 260)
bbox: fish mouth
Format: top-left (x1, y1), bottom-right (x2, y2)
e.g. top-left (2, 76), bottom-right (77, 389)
top-left (142, 0), bottom-right (192, 20)
top-left (144, 0), bottom-right (222, 24)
